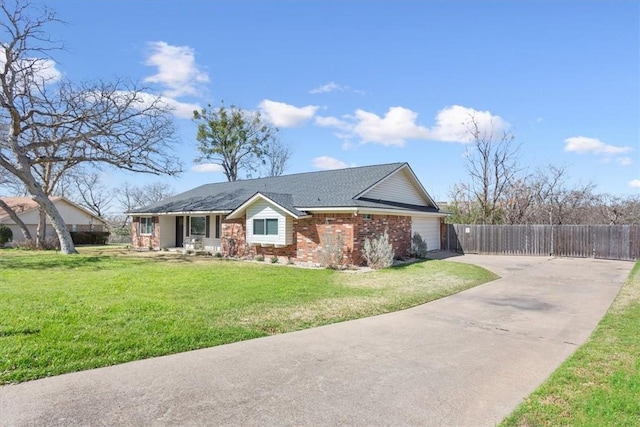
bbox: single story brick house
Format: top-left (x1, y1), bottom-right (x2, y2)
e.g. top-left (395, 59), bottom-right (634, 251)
top-left (0, 196), bottom-right (107, 240)
top-left (128, 162), bottom-right (448, 264)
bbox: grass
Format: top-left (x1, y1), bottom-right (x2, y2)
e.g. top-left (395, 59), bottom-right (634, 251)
top-left (500, 260), bottom-right (640, 427)
top-left (0, 247), bottom-right (497, 385)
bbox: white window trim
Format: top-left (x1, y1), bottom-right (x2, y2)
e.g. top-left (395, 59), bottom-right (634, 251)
top-left (253, 218), bottom-right (278, 236)
top-left (140, 216), bottom-right (154, 235)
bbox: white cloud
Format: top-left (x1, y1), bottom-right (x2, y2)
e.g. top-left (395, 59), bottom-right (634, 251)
top-left (29, 58), bottom-right (62, 84)
top-left (258, 99), bottom-right (319, 127)
top-left (309, 81), bottom-right (347, 94)
top-left (352, 107), bottom-right (430, 146)
top-left (191, 163), bottom-right (224, 173)
top-left (132, 92), bottom-right (200, 119)
top-left (629, 179), bottom-right (640, 189)
top-left (312, 156), bottom-right (352, 170)
top-left (0, 56), bottom-right (62, 88)
top-left (314, 104), bottom-right (506, 147)
top-left (143, 41), bottom-right (209, 98)
top-left (564, 136), bottom-right (632, 155)
top-left (429, 105), bottom-right (507, 143)
top-left (315, 115), bottom-right (352, 131)
top-left (618, 157), bottom-right (633, 166)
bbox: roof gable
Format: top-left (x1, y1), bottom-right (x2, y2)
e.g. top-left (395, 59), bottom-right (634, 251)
top-left (226, 192), bottom-right (309, 220)
top-left (356, 164), bottom-right (438, 209)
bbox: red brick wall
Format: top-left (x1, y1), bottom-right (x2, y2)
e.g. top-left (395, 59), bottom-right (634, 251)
top-left (131, 216), bottom-right (159, 249)
top-left (294, 213), bottom-right (356, 264)
top-left (294, 213), bottom-right (411, 265)
top-left (353, 214), bottom-right (411, 264)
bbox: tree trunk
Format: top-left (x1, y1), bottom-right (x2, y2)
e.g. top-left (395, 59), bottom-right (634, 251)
top-left (30, 192), bottom-right (77, 254)
top-left (36, 208), bottom-right (47, 248)
top-left (0, 198), bottom-right (33, 240)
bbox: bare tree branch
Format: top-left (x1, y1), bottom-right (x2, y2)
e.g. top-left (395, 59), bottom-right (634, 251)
top-left (0, 1), bottom-right (182, 253)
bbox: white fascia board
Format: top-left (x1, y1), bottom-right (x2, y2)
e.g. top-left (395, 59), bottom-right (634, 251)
top-left (409, 211), bottom-right (450, 218)
top-left (300, 206), bottom-right (448, 217)
top-left (296, 207), bottom-right (359, 213)
top-left (126, 210), bottom-right (231, 216)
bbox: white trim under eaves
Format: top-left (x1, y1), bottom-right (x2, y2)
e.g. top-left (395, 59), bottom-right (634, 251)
top-left (299, 207), bottom-right (448, 217)
top-left (126, 210), bottom-right (232, 216)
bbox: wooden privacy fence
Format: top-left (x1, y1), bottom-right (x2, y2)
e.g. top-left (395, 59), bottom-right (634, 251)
top-left (443, 224), bottom-right (640, 261)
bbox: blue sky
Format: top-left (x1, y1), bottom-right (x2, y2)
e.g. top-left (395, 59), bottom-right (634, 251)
top-left (39, 1), bottom-right (639, 201)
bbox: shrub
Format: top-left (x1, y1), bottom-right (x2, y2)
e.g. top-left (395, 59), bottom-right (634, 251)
top-left (255, 254), bottom-right (265, 262)
top-left (362, 230), bottom-right (394, 269)
top-left (0, 225), bottom-right (13, 245)
top-left (410, 232), bottom-right (428, 258)
top-left (69, 231), bottom-right (110, 245)
top-left (320, 232), bottom-right (345, 269)
top-left (13, 237), bottom-right (60, 251)
top-left (214, 252), bottom-right (223, 258)
top-left (270, 255), bottom-right (279, 264)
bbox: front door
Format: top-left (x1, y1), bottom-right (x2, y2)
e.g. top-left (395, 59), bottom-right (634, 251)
top-left (175, 216), bottom-right (184, 247)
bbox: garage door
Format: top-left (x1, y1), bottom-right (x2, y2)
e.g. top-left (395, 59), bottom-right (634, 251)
top-left (411, 217), bottom-right (441, 251)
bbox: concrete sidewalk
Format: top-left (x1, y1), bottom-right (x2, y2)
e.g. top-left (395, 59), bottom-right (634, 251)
top-left (0, 255), bottom-right (633, 426)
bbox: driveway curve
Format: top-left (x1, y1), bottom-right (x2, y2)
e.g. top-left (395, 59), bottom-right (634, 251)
top-left (0, 255), bottom-right (633, 426)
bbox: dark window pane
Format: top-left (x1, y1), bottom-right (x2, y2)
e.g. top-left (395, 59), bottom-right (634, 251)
top-left (266, 219), bottom-right (278, 235)
top-left (253, 219), bottom-right (265, 235)
top-left (190, 216), bottom-right (206, 235)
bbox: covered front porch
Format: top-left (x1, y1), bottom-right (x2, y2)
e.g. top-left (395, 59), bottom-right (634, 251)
top-left (157, 214), bottom-right (224, 252)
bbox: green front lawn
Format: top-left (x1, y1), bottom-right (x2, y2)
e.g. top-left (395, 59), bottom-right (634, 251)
top-left (0, 247), bottom-right (496, 384)
top-left (501, 260), bottom-right (640, 426)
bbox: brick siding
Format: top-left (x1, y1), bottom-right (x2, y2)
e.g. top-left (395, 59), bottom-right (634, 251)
top-left (131, 216), bottom-right (159, 249)
top-left (132, 213), bottom-right (413, 264)
top-left (353, 214), bottom-right (411, 264)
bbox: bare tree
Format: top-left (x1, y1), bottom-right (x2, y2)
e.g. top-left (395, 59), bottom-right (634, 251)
top-left (261, 140), bottom-right (291, 177)
top-left (72, 170), bottom-right (114, 218)
top-left (529, 166), bottom-right (597, 225)
top-left (116, 181), bottom-right (174, 212)
top-left (193, 102), bottom-right (278, 181)
top-left (113, 180), bottom-right (174, 229)
top-left (445, 182), bottom-right (483, 224)
top-left (0, 1), bottom-right (181, 253)
top-left (464, 115), bottom-right (520, 224)
top-left (500, 176), bottom-right (536, 224)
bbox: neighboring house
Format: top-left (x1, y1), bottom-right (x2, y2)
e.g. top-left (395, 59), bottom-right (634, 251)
top-left (0, 196), bottom-right (107, 241)
top-left (128, 162), bottom-right (448, 264)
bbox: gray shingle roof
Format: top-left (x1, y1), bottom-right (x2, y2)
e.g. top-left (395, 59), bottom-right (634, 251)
top-left (130, 162), bottom-right (438, 215)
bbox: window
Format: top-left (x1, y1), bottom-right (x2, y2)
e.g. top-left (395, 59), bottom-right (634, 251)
top-left (362, 214), bottom-right (373, 220)
top-left (253, 218), bottom-right (278, 235)
top-left (140, 217), bottom-right (154, 235)
top-left (190, 216), bottom-right (206, 235)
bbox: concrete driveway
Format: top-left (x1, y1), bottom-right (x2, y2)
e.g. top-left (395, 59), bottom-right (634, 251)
top-left (0, 255), bottom-right (633, 426)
